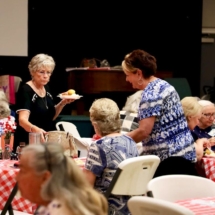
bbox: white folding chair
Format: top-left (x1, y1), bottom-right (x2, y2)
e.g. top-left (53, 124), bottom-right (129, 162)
top-left (146, 174), bottom-right (215, 202)
top-left (56, 121), bottom-right (81, 138)
top-left (56, 121), bottom-right (88, 157)
top-left (104, 155), bottom-right (160, 198)
top-left (128, 196), bottom-right (194, 215)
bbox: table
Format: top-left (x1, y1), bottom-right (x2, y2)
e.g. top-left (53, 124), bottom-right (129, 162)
top-left (198, 157), bottom-right (215, 181)
top-left (73, 157), bottom-right (86, 169)
top-left (0, 160), bottom-right (36, 214)
top-left (0, 157), bottom-right (87, 215)
top-left (176, 197), bottom-right (215, 215)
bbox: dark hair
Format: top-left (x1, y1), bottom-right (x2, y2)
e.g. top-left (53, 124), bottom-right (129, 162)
top-left (124, 49), bottom-right (157, 78)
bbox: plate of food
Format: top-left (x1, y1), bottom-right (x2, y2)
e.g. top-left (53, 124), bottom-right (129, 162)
top-left (204, 148), bottom-right (215, 157)
top-left (73, 158), bottom-right (85, 167)
top-left (58, 89), bottom-right (83, 100)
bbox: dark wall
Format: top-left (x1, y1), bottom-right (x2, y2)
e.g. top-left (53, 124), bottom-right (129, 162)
top-left (0, 0), bottom-right (203, 110)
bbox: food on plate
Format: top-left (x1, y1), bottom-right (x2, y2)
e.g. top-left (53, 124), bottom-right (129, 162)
top-left (61, 89), bottom-right (76, 95)
top-left (204, 148), bottom-right (215, 157)
top-left (68, 89), bottom-right (76, 95)
top-left (73, 158), bottom-right (85, 166)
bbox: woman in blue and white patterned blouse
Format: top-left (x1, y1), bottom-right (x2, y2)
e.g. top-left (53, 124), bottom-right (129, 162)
top-left (121, 49), bottom-right (198, 177)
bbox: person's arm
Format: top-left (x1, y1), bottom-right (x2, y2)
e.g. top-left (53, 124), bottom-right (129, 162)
top-left (83, 143), bottom-right (105, 186)
top-left (53, 99), bottom-right (75, 120)
top-left (83, 169), bottom-right (96, 186)
top-left (127, 116), bottom-right (155, 143)
top-left (195, 138), bottom-right (210, 162)
top-left (18, 110), bottom-right (46, 141)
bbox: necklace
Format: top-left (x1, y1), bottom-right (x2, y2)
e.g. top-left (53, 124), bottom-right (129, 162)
top-left (32, 81), bottom-right (45, 97)
top-left (42, 96), bottom-right (48, 109)
top-left (32, 81), bottom-right (48, 109)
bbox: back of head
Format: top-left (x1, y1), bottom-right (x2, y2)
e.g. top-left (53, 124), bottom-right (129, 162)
top-left (181, 97), bottom-right (202, 118)
top-left (89, 98), bottom-right (121, 136)
top-left (121, 49), bottom-right (157, 78)
top-left (0, 90), bottom-right (10, 119)
top-left (22, 143), bottom-right (108, 215)
top-left (28, 53), bottom-right (55, 73)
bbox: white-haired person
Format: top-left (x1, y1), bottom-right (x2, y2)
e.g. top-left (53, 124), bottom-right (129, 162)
top-left (181, 97), bottom-right (210, 161)
top-left (120, 90), bottom-right (142, 153)
top-left (16, 142), bottom-right (108, 215)
top-left (14, 54), bottom-right (74, 150)
top-left (84, 98), bottom-right (139, 215)
top-left (0, 90), bottom-right (11, 119)
top-left (120, 90), bottom-right (142, 134)
top-left (191, 100), bottom-right (215, 150)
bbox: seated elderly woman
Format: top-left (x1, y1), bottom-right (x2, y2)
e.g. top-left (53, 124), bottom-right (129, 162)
top-left (84, 98), bottom-right (139, 215)
top-left (16, 143), bottom-right (108, 215)
top-left (191, 100), bottom-right (215, 150)
top-left (0, 90), bottom-right (10, 119)
top-left (120, 90), bottom-right (142, 134)
top-left (181, 97), bottom-right (210, 161)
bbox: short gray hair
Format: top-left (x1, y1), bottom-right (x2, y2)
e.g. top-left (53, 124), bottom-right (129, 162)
top-left (0, 90), bottom-right (10, 119)
top-left (22, 143), bottom-right (107, 215)
top-left (89, 98), bottom-right (121, 136)
top-left (198, 100), bottom-right (214, 107)
top-left (28, 53), bottom-right (55, 74)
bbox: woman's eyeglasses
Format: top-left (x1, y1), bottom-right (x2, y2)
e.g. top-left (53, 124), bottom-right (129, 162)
top-left (37, 71), bottom-right (52, 76)
top-left (202, 113), bottom-right (215, 118)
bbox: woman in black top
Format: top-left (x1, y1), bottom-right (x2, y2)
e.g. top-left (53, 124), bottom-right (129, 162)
top-left (14, 54), bottom-right (74, 149)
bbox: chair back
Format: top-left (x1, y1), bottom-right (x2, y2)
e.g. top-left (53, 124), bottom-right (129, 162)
top-left (128, 196), bottom-right (194, 215)
top-left (56, 121), bottom-right (81, 138)
top-left (146, 175), bottom-right (215, 202)
top-left (164, 78), bottom-right (192, 99)
top-left (14, 76), bottom-right (22, 93)
top-left (104, 155), bottom-right (160, 198)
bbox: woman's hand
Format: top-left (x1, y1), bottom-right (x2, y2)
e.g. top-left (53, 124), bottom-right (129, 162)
top-left (209, 137), bottom-right (215, 147)
top-left (196, 138), bottom-right (210, 148)
top-left (32, 126), bottom-right (47, 142)
top-left (60, 98), bottom-right (75, 106)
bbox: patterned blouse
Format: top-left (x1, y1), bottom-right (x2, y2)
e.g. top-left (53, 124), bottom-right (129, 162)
top-left (85, 135), bottom-right (139, 215)
top-left (139, 78), bottom-right (196, 162)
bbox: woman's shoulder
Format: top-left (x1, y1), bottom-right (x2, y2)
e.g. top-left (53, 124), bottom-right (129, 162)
top-left (19, 83), bottom-right (33, 92)
top-left (144, 78), bottom-right (176, 101)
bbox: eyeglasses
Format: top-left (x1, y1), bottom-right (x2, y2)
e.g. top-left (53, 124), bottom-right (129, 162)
top-left (202, 113), bottom-right (215, 118)
top-left (37, 70), bottom-right (52, 76)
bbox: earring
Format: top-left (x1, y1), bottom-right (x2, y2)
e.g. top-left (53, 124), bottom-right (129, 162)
top-left (137, 77), bottom-right (143, 85)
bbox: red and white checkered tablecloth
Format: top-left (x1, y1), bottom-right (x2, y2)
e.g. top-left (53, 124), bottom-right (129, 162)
top-left (0, 157), bottom-right (86, 214)
top-left (0, 160), bottom-right (36, 214)
top-left (176, 197), bottom-right (215, 215)
top-left (199, 157), bottom-right (215, 182)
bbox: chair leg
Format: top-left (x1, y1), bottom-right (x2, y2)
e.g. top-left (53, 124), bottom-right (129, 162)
top-left (1, 183), bottom-right (18, 215)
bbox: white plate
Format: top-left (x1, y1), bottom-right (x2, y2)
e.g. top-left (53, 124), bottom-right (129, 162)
top-left (58, 94), bottom-right (83, 100)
